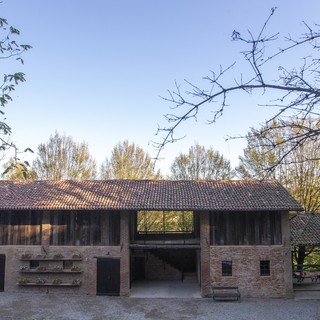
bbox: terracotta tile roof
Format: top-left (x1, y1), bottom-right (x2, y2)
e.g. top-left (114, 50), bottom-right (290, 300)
top-left (0, 180), bottom-right (303, 211)
top-left (290, 213), bottom-right (320, 246)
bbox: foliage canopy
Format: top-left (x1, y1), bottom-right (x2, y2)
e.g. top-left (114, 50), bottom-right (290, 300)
top-left (32, 131), bottom-right (97, 180)
top-left (0, 14), bottom-right (32, 176)
top-left (170, 143), bottom-right (235, 180)
top-left (100, 140), bottom-right (160, 179)
top-left (237, 118), bottom-right (320, 213)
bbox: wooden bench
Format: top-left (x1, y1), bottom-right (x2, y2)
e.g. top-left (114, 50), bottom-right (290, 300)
top-left (212, 286), bottom-right (241, 302)
top-left (295, 271), bottom-right (320, 283)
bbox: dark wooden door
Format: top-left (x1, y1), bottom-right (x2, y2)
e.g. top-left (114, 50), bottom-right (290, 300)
top-left (0, 255), bottom-right (5, 292)
top-left (96, 258), bottom-right (120, 296)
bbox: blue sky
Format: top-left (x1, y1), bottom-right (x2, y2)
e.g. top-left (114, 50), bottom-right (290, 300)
top-left (2, 1), bottom-right (320, 175)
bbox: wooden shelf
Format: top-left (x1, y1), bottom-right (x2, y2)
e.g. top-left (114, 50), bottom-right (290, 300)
top-left (20, 258), bottom-right (82, 261)
top-left (18, 283), bottom-right (81, 287)
top-left (18, 256), bottom-right (83, 289)
top-left (20, 270), bottom-right (82, 274)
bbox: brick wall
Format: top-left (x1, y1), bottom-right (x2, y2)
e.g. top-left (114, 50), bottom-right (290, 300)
top-left (0, 245), bottom-right (121, 295)
top-left (210, 245), bottom-right (293, 298)
top-left (281, 211), bottom-right (293, 296)
top-left (120, 211), bottom-right (130, 296)
top-left (200, 212), bottom-right (211, 297)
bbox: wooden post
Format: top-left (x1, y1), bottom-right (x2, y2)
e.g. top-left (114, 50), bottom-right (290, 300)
top-left (41, 211), bottom-right (51, 255)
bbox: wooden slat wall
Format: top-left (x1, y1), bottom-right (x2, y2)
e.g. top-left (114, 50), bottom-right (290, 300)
top-left (0, 210), bottom-right (42, 245)
top-left (210, 211), bottom-right (282, 245)
top-left (50, 210), bottom-right (120, 246)
top-left (0, 210), bottom-right (121, 247)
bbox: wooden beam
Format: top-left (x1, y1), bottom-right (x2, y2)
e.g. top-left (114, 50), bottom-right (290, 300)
top-left (129, 244), bottom-right (200, 249)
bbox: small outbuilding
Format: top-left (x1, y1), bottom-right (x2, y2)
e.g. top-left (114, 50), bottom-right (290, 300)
top-left (290, 212), bottom-right (320, 275)
top-left (291, 212), bottom-right (320, 247)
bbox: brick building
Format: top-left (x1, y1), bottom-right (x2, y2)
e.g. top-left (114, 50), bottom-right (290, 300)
top-left (0, 180), bottom-right (302, 297)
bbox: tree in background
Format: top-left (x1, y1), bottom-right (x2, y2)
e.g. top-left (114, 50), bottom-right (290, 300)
top-left (155, 8), bottom-right (320, 172)
top-left (170, 143), bottom-right (235, 180)
top-left (32, 131), bottom-right (97, 180)
top-left (0, 13), bottom-right (32, 174)
top-left (100, 140), bottom-right (160, 179)
top-left (237, 118), bottom-right (320, 213)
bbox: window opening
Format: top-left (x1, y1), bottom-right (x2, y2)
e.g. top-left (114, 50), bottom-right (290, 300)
top-left (260, 260), bottom-right (270, 276)
top-left (137, 211), bottom-right (194, 234)
top-left (222, 260), bottom-right (232, 276)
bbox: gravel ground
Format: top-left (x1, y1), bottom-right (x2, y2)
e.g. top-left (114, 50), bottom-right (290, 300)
top-left (0, 293), bottom-right (319, 320)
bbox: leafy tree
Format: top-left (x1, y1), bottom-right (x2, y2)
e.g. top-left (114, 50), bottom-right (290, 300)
top-left (0, 13), bottom-right (32, 172)
top-left (100, 140), bottom-right (160, 179)
top-left (237, 118), bottom-right (320, 213)
top-left (170, 143), bottom-right (235, 180)
top-left (32, 131), bottom-right (97, 180)
top-left (2, 159), bottom-right (37, 180)
top-left (155, 8), bottom-right (320, 171)
top-left (303, 250), bottom-right (320, 267)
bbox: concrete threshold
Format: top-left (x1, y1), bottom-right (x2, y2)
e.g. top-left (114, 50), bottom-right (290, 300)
top-left (130, 280), bottom-right (201, 298)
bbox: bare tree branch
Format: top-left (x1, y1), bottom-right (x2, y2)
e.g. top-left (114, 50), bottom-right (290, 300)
top-left (154, 8), bottom-right (320, 170)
